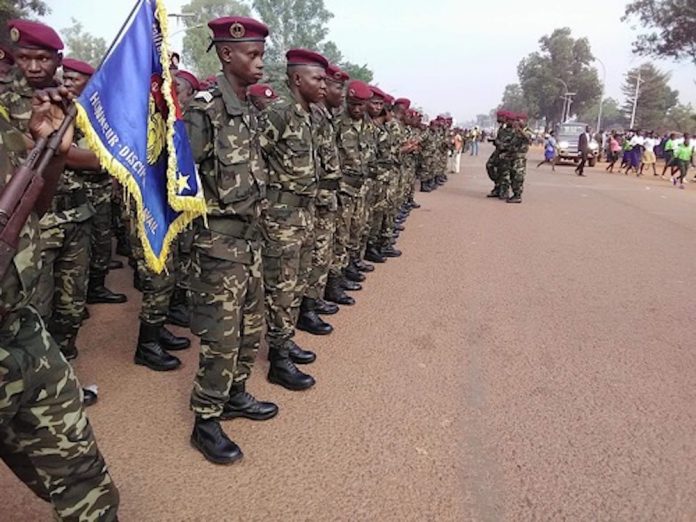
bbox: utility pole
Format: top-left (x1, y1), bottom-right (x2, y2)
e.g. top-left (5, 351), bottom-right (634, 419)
top-left (595, 57), bottom-right (606, 131)
top-left (629, 70), bottom-right (644, 129)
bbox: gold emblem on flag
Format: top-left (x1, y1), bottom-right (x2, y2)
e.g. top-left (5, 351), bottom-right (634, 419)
top-left (229, 23), bottom-right (246, 39)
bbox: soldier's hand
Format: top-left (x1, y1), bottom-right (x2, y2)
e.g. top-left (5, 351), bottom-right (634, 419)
top-left (29, 87), bottom-right (75, 154)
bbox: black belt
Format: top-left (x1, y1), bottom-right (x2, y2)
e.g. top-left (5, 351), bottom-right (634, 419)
top-left (266, 188), bottom-right (313, 208)
top-left (318, 179), bottom-right (340, 190)
top-left (51, 190), bottom-right (88, 212)
top-left (206, 216), bottom-right (259, 240)
top-left (341, 175), bottom-right (364, 189)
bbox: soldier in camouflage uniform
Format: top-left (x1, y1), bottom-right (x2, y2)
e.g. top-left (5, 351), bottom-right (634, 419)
top-left (61, 59), bottom-right (127, 311)
top-left (0, 23), bottom-right (96, 367)
top-left (419, 120), bottom-right (439, 192)
top-left (486, 111), bottom-right (513, 199)
top-left (258, 48), bottom-right (330, 391)
top-left (185, 16), bottom-right (278, 465)
top-left (506, 113), bottom-right (532, 204)
top-left (325, 80), bottom-right (373, 306)
top-left (0, 45), bottom-right (15, 95)
top-left (297, 63), bottom-right (348, 335)
top-left (0, 60), bottom-right (119, 522)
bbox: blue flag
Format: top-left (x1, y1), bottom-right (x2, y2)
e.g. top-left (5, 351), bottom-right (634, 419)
top-left (75, 0), bottom-right (206, 273)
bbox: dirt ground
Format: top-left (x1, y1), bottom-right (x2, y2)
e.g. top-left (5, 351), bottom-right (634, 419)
top-left (2, 145), bottom-right (696, 521)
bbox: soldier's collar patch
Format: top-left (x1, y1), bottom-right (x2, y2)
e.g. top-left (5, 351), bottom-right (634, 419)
top-left (9, 27), bottom-right (20, 43)
top-left (230, 23), bottom-right (246, 39)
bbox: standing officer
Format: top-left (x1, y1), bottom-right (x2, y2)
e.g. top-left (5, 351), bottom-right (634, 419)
top-left (298, 63), bottom-right (348, 335)
top-left (0, 37), bottom-right (120, 521)
top-left (258, 48), bottom-right (329, 390)
top-left (186, 16), bottom-right (278, 464)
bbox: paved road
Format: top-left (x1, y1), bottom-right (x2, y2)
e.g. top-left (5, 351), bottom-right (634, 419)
top-left (3, 145), bottom-right (696, 521)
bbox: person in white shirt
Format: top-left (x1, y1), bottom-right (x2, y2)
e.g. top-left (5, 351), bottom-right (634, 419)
top-left (624, 130), bottom-right (645, 176)
top-left (639, 131), bottom-right (658, 176)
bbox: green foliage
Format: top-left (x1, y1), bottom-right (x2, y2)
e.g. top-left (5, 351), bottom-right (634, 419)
top-left (663, 103), bottom-right (696, 133)
top-left (499, 83), bottom-right (531, 113)
top-left (180, 0), bottom-right (251, 78)
top-left (0, 0), bottom-right (49, 44)
top-left (578, 97), bottom-right (627, 130)
top-left (621, 63), bottom-right (678, 130)
top-left (516, 28), bottom-right (601, 124)
top-left (62, 18), bottom-right (107, 65)
top-left (623, 0), bottom-right (696, 64)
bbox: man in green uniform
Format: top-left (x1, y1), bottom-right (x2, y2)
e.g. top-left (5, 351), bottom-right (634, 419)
top-left (506, 113), bottom-right (533, 203)
top-left (486, 110), bottom-right (512, 199)
top-left (258, 48), bottom-right (329, 390)
top-left (297, 63), bottom-right (348, 335)
top-left (0, 50), bottom-right (119, 521)
top-left (186, 16), bottom-right (278, 464)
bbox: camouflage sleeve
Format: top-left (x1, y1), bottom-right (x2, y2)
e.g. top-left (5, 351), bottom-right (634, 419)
top-left (184, 107), bottom-right (213, 165)
top-left (258, 104), bottom-right (287, 154)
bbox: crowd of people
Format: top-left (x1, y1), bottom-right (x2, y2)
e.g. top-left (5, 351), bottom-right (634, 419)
top-left (0, 15), bottom-right (459, 521)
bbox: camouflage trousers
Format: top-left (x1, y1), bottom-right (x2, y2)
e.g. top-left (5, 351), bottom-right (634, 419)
top-left (357, 179), bottom-right (375, 256)
top-left (175, 228), bottom-right (194, 292)
top-left (88, 199), bottom-right (113, 279)
top-left (130, 223), bottom-right (175, 326)
top-left (486, 150), bottom-right (500, 187)
top-left (510, 155), bottom-right (527, 196)
top-left (332, 191), bottom-right (359, 275)
top-left (189, 225), bottom-right (264, 419)
top-left (262, 207), bottom-right (314, 352)
top-left (0, 307), bottom-right (119, 521)
top-left (497, 156), bottom-right (516, 195)
top-left (368, 178), bottom-right (394, 248)
top-left (32, 220), bottom-right (91, 352)
top-left (111, 185), bottom-right (129, 254)
top-left (305, 204), bottom-right (337, 300)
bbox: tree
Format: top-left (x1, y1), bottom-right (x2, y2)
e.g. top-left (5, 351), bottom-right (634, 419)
top-left (181, 0), bottom-right (251, 78)
top-left (62, 18), bottom-right (107, 65)
top-left (0, 0), bottom-right (49, 44)
top-left (621, 63), bottom-right (678, 130)
top-left (251, 0), bottom-right (373, 85)
top-left (623, 0), bottom-right (696, 64)
top-left (663, 103), bottom-right (696, 133)
top-left (517, 28), bottom-right (601, 125)
top-left (578, 97), bottom-right (627, 130)
top-left (499, 83), bottom-right (530, 113)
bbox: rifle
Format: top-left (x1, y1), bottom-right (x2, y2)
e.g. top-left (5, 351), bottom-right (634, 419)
top-left (0, 104), bottom-right (76, 279)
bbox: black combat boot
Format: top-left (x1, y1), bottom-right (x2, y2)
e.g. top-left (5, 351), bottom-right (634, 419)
top-left (82, 388), bottom-right (98, 407)
top-left (315, 298), bottom-right (339, 315)
top-left (394, 223), bottom-right (405, 232)
top-left (159, 326), bottom-right (191, 351)
top-left (507, 194), bottom-right (522, 204)
top-left (486, 187), bottom-right (500, 198)
top-left (134, 322), bottom-right (181, 371)
top-left (354, 259), bottom-right (374, 273)
top-left (87, 274), bottom-right (127, 304)
top-left (498, 187), bottom-right (510, 200)
top-left (108, 259), bottom-right (124, 270)
top-left (133, 270), bottom-right (143, 292)
top-left (324, 274), bottom-right (355, 306)
top-left (60, 335), bottom-right (79, 361)
top-left (221, 382), bottom-right (278, 421)
top-left (420, 180), bottom-right (432, 192)
top-left (297, 297), bottom-right (333, 336)
top-left (410, 200), bottom-right (421, 209)
top-left (268, 347), bottom-right (316, 390)
top-left (115, 236), bottom-right (131, 258)
top-left (191, 416), bottom-right (243, 465)
top-left (365, 245), bottom-right (386, 263)
top-left (381, 245), bottom-right (402, 258)
top-left (341, 275), bottom-right (362, 292)
top-left (344, 261), bottom-right (366, 282)
top-left (167, 287), bottom-right (190, 327)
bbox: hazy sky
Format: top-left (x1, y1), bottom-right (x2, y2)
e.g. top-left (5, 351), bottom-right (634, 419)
top-left (43, 0), bottom-right (695, 122)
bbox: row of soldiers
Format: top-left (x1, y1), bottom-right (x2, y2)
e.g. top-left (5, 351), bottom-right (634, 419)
top-left (485, 110), bottom-right (533, 203)
top-left (0, 14), bottom-right (455, 520)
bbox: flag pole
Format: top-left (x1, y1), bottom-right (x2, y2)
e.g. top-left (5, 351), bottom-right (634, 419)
top-left (96, 0), bottom-right (144, 70)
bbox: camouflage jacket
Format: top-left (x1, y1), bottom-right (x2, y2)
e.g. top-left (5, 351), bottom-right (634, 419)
top-left (0, 74), bottom-right (93, 228)
top-left (311, 103), bottom-right (341, 210)
top-left (258, 96), bottom-right (318, 198)
top-left (371, 119), bottom-right (395, 182)
top-left (0, 114), bottom-right (42, 316)
top-left (496, 126), bottom-right (517, 160)
top-left (335, 113), bottom-right (368, 197)
top-left (386, 119), bottom-right (405, 169)
top-left (185, 74), bottom-right (267, 223)
top-left (363, 118), bottom-right (380, 180)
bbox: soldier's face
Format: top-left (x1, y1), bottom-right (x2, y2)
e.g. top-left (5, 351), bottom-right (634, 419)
top-left (325, 80), bottom-right (343, 109)
top-left (347, 99), bottom-right (365, 120)
top-left (367, 98), bottom-right (384, 118)
top-left (14, 47), bottom-right (61, 88)
top-left (294, 66), bottom-right (326, 105)
top-left (175, 76), bottom-right (195, 109)
top-left (219, 42), bottom-right (265, 86)
top-left (62, 70), bottom-right (90, 97)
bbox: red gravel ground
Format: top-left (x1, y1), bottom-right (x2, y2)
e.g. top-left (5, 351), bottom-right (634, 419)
top-left (2, 145), bottom-right (696, 521)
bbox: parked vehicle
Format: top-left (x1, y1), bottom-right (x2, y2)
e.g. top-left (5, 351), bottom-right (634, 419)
top-left (555, 122), bottom-right (599, 167)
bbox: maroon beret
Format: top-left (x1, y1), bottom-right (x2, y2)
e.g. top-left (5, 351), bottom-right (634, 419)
top-left (369, 85), bottom-right (388, 100)
top-left (394, 98), bottom-right (411, 109)
top-left (346, 80), bottom-right (372, 101)
top-left (62, 57), bottom-right (95, 76)
top-left (248, 83), bottom-right (277, 100)
top-left (0, 45), bottom-right (14, 65)
top-left (176, 70), bottom-right (200, 91)
top-left (208, 16), bottom-right (269, 44)
top-left (384, 94), bottom-right (394, 105)
top-left (325, 63), bottom-right (349, 83)
top-left (8, 19), bottom-right (63, 51)
top-left (286, 48), bottom-right (329, 69)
